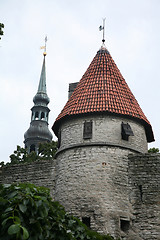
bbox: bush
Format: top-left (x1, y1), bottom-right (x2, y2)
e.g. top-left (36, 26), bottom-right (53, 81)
top-left (0, 183), bottom-right (114, 240)
top-left (148, 147), bottom-right (159, 153)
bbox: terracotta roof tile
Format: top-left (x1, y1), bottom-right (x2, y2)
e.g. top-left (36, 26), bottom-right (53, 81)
top-left (52, 46), bottom-right (154, 142)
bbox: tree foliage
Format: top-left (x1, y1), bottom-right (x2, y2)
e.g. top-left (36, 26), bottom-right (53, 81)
top-left (0, 23), bottom-right (4, 39)
top-left (0, 141), bottom-right (58, 167)
top-left (148, 147), bottom-right (159, 153)
top-left (9, 146), bottom-right (38, 164)
top-left (38, 141), bottom-right (58, 159)
top-left (0, 183), bottom-right (114, 240)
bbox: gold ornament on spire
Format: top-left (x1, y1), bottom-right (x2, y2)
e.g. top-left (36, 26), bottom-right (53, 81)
top-left (40, 36), bottom-right (47, 56)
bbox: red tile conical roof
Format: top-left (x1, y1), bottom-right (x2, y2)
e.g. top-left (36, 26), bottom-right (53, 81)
top-left (52, 46), bottom-right (154, 142)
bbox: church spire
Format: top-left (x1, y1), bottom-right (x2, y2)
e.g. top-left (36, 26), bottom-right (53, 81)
top-left (37, 36), bottom-right (47, 94)
top-left (37, 55), bottom-right (47, 94)
top-left (33, 54), bottom-right (50, 105)
top-left (33, 37), bottom-right (49, 105)
top-left (24, 40), bottom-right (52, 153)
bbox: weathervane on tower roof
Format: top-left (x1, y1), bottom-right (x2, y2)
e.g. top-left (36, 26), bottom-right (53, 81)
top-left (99, 18), bottom-right (106, 45)
top-left (40, 36), bottom-right (47, 56)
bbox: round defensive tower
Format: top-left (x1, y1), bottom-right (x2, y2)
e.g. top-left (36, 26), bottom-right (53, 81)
top-left (52, 45), bottom-right (154, 238)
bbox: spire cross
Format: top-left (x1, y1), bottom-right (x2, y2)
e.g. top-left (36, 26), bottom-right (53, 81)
top-left (99, 18), bottom-right (106, 44)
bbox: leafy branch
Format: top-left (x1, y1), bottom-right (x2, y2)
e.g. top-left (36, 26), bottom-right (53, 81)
top-left (0, 183), bottom-right (115, 240)
top-left (0, 141), bottom-right (58, 167)
top-left (148, 147), bottom-right (159, 153)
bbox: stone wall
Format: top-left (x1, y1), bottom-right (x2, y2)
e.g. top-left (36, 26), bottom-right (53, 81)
top-left (0, 153), bottom-right (159, 239)
top-left (128, 153), bottom-right (160, 240)
top-left (55, 146), bottom-right (133, 238)
top-left (60, 115), bottom-right (148, 154)
top-left (0, 159), bottom-right (56, 198)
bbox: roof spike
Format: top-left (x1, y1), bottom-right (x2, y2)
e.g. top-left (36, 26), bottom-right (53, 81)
top-left (37, 36), bottom-right (48, 94)
top-left (33, 37), bottom-right (50, 105)
top-left (99, 18), bottom-right (106, 45)
top-left (37, 56), bottom-right (47, 94)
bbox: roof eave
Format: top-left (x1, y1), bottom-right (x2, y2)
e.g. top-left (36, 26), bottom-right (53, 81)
top-left (52, 112), bottom-right (155, 143)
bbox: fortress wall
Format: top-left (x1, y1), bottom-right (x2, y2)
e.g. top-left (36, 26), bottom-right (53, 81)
top-left (128, 153), bottom-right (160, 240)
top-left (55, 146), bottom-right (133, 238)
top-left (0, 159), bottom-right (56, 198)
top-left (0, 153), bottom-right (160, 239)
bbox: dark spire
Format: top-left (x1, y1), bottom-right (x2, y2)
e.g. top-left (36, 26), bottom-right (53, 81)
top-left (37, 36), bottom-right (48, 94)
top-left (38, 55), bottom-right (47, 94)
top-left (24, 43), bottom-right (52, 153)
top-left (33, 55), bottom-right (50, 105)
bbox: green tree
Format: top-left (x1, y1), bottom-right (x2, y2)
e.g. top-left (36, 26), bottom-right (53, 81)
top-left (9, 145), bottom-right (38, 165)
top-left (0, 183), bottom-right (114, 240)
top-left (148, 147), bottom-right (159, 153)
top-left (0, 141), bottom-right (58, 166)
top-left (38, 141), bottom-right (58, 159)
top-left (0, 23), bottom-right (4, 39)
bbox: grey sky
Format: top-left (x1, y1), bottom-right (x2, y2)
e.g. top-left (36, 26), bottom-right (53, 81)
top-left (0, 0), bottom-right (160, 162)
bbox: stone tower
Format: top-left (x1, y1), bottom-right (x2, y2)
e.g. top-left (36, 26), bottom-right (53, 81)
top-left (52, 44), bottom-right (154, 238)
top-left (24, 53), bottom-right (52, 153)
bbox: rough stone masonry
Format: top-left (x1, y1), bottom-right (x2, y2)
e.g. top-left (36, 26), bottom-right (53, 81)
top-left (0, 152), bottom-right (159, 239)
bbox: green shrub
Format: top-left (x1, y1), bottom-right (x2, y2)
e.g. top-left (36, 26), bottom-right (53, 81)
top-left (0, 183), bottom-right (114, 240)
top-left (148, 147), bottom-right (159, 153)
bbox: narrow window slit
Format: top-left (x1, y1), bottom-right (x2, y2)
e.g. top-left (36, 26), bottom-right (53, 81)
top-left (138, 185), bottom-right (143, 201)
top-left (82, 217), bottom-right (91, 229)
top-left (121, 122), bottom-right (134, 141)
top-left (30, 144), bottom-right (35, 153)
top-left (83, 121), bottom-right (92, 139)
top-left (120, 219), bottom-right (130, 232)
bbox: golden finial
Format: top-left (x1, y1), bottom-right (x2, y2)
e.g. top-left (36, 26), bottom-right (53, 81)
top-left (40, 36), bottom-right (47, 56)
